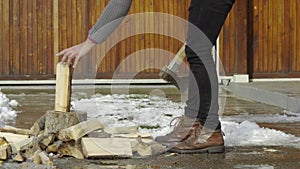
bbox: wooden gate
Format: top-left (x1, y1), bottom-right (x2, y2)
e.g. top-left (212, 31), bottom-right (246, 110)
top-left (1, 0), bottom-right (300, 80)
top-left (220, 0), bottom-right (300, 78)
top-left (0, 0), bottom-right (190, 80)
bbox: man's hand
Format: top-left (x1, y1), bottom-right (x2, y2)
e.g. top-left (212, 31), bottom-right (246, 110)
top-left (56, 39), bottom-right (96, 68)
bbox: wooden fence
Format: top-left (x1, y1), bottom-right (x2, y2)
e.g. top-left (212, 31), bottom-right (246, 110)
top-left (0, 0), bottom-right (299, 80)
top-left (220, 0), bottom-right (300, 78)
top-left (0, 0), bottom-right (189, 80)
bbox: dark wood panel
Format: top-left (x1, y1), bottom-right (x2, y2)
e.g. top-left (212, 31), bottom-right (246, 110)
top-left (247, 0), bottom-right (300, 77)
top-left (0, 0), bottom-right (299, 80)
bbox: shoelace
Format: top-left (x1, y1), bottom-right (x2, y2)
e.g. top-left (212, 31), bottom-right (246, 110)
top-left (169, 116), bottom-right (184, 127)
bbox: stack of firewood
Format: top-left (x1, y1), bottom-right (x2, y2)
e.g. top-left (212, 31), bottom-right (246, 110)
top-left (0, 111), bottom-right (103, 165)
top-left (0, 63), bottom-right (165, 166)
top-left (0, 111), bottom-right (165, 166)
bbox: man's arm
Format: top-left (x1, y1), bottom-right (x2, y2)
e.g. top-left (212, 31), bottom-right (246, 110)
top-left (88, 0), bottom-right (133, 44)
top-left (57, 0), bottom-right (133, 67)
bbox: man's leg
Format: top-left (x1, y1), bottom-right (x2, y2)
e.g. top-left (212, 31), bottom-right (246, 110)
top-left (155, 0), bottom-right (235, 149)
top-left (185, 0), bottom-right (235, 130)
top-left (171, 0), bottom-right (235, 153)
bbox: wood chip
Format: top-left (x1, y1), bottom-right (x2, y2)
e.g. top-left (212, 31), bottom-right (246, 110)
top-left (39, 151), bottom-right (53, 166)
top-left (104, 126), bottom-right (138, 134)
top-left (58, 142), bottom-right (84, 159)
top-left (13, 152), bottom-right (25, 162)
top-left (112, 132), bottom-right (151, 138)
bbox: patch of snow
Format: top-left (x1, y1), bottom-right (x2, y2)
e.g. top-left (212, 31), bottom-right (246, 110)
top-left (0, 89), bottom-right (18, 126)
top-left (221, 113), bottom-right (300, 123)
top-left (234, 164), bottom-right (274, 169)
top-left (72, 94), bottom-right (300, 148)
top-left (222, 120), bottom-right (300, 148)
top-left (72, 94), bottom-right (184, 138)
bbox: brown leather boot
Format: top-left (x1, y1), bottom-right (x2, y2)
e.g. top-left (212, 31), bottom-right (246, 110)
top-left (155, 116), bottom-right (200, 145)
top-left (170, 126), bottom-right (225, 153)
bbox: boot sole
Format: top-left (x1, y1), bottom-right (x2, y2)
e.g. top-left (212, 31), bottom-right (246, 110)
top-left (169, 146), bottom-right (225, 154)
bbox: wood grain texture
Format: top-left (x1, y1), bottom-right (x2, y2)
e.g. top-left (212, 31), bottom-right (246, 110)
top-left (1, 0), bottom-right (299, 79)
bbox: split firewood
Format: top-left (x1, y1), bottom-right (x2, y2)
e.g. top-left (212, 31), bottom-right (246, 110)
top-left (23, 137), bottom-right (42, 160)
top-left (81, 138), bottom-right (133, 158)
top-left (0, 132), bottom-right (29, 143)
top-left (129, 139), bottom-right (166, 156)
top-left (0, 137), bottom-right (10, 160)
top-left (44, 111), bottom-right (87, 135)
top-left (134, 137), bottom-right (152, 157)
top-left (30, 114), bottom-right (46, 135)
top-left (57, 118), bottom-right (103, 141)
top-left (13, 152), bottom-right (25, 162)
top-left (39, 151), bottom-right (53, 166)
top-left (1, 125), bottom-right (33, 135)
top-left (55, 62), bottom-right (72, 112)
top-left (32, 150), bottom-right (42, 165)
top-left (39, 134), bottom-right (55, 150)
top-left (11, 137), bottom-right (34, 154)
top-left (46, 140), bottom-right (62, 153)
top-left (104, 126), bottom-right (138, 134)
top-left (112, 132), bottom-right (151, 138)
top-left (57, 142), bottom-right (84, 159)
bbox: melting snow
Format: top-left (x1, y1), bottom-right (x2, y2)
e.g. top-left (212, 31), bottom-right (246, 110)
top-left (0, 89), bottom-right (18, 126)
top-left (72, 94), bottom-right (300, 148)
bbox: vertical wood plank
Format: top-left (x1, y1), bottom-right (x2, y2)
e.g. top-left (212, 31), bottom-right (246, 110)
top-left (277, 0), bottom-right (284, 72)
top-left (297, 0), bottom-right (300, 71)
top-left (235, 0), bottom-right (248, 74)
top-left (283, 0), bottom-right (290, 73)
top-left (20, 0), bottom-right (28, 75)
top-left (32, 0), bottom-right (38, 75)
top-left (53, 0), bottom-right (59, 72)
top-left (27, 0), bottom-right (33, 75)
top-left (11, 0), bottom-right (21, 75)
top-left (0, 1), bottom-right (4, 75)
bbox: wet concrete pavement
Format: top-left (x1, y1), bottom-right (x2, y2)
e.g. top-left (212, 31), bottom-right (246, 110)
top-left (0, 85), bottom-right (300, 169)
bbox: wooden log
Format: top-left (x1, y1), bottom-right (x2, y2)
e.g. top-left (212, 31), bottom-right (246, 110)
top-left (1, 125), bottom-right (32, 135)
top-left (81, 138), bottom-right (133, 158)
top-left (46, 140), bottom-right (62, 153)
top-left (55, 62), bottom-right (72, 112)
top-left (57, 142), bottom-right (84, 159)
top-left (57, 118), bottom-right (103, 141)
top-left (44, 111), bottom-right (87, 135)
top-left (0, 137), bottom-right (10, 160)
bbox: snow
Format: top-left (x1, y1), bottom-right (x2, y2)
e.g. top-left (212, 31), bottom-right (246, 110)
top-left (0, 89), bottom-right (18, 126)
top-left (72, 94), bottom-right (184, 138)
top-left (222, 120), bottom-right (300, 148)
top-left (72, 94), bottom-right (300, 149)
top-left (1, 91), bottom-right (299, 149)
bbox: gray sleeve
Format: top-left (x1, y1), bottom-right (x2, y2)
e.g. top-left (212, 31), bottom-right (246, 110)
top-left (88, 0), bottom-right (133, 44)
